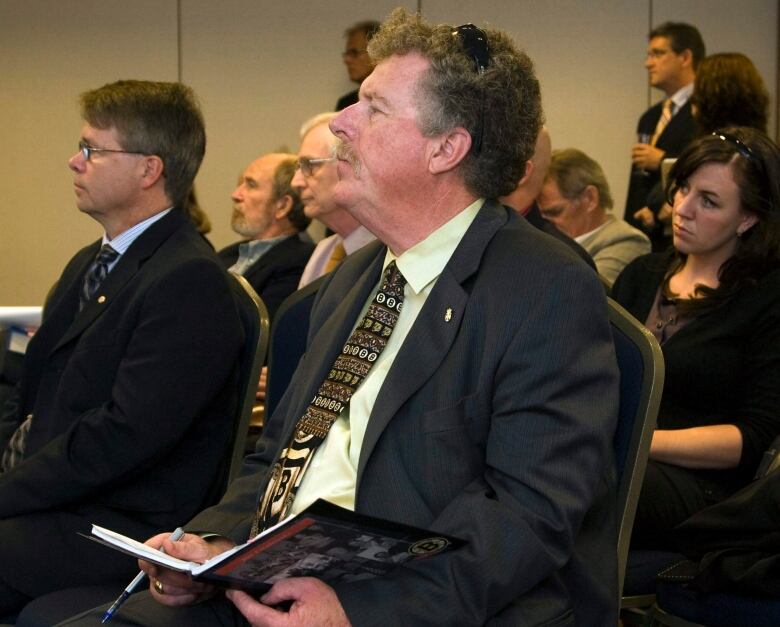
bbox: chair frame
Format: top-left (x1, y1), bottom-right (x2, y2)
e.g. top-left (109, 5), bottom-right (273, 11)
top-left (264, 275), bottom-right (325, 420)
top-left (608, 298), bottom-right (665, 602)
top-left (226, 271), bottom-right (270, 484)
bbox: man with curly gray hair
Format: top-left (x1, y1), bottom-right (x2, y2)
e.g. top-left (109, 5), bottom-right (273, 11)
top-left (62, 9), bottom-right (618, 626)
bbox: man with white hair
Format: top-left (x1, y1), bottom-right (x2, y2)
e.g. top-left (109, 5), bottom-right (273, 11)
top-left (294, 113), bottom-right (374, 287)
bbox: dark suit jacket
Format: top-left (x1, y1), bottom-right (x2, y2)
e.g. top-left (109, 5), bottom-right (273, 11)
top-left (625, 99), bottom-right (696, 249)
top-left (190, 201), bottom-right (620, 625)
top-left (336, 88), bottom-right (359, 111)
top-left (0, 209), bottom-right (243, 597)
top-left (218, 235), bottom-right (314, 320)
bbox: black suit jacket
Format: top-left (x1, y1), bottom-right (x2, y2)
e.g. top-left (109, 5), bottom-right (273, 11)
top-left (190, 200), bottom-right (620, 625)
top-left (0, 209), bottom-right (243, 597)
top-left (625, 99), bottom-right (696, 247)
top-left (218, 235), bottom-right (314, 320)
top-left (612, 254), bottom-right (780, 490)
top-left (336, 88), bottom-right (359, 111)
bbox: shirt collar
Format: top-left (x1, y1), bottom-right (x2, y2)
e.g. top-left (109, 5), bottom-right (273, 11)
top-left (384, 198), bottom-right (483, 294)
top-left (669, 83), bottom-right (694, 112)
top-left (342, 225), bottom-right (376, 255)
top-left (102, 208), bottom-right (173, 255)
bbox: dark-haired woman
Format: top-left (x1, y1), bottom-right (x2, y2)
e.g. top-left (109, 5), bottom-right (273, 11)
top-left (612, 127), bottom-right (780, 548)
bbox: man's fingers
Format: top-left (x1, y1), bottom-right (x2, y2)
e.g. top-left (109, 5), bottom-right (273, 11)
top-left (227, 589), bottom-right (285, 626)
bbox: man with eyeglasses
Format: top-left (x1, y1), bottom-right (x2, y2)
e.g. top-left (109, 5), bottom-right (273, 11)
top-left (335, 20), bottom-right (380, 111)
top-left (294, 113), bottom-right (375, 288)
top-left (218, 153), bottom-right (314, 320)
top-left (0, 80), bottom-right (243, 616)
top-left (625, 22), bottom-right (705, 251)
top-left (538, 148), bottom-right (650, 284)
top-left (63, 11), bottom-right (618, 626)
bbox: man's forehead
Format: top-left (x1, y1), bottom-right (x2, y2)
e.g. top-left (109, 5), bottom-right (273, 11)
top-left (244, 155), bottom-right (278, 179)
top-left (360, 53), bottom-right (430, 101)
top-left (346, 31), bottom-right (367, 47)
top-left (81, 122), bottom-right (119, 143)
top-left (648, 36), bottom-right (672, 51)
top-left (540, 178), bottom-right (566, 201)
top-left (299, 123), bottom-right (334, 157)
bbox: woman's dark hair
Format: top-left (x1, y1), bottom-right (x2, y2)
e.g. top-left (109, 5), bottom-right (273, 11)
top-left (692, 53), bottom-right (769, 134)
top-left (663, 126), bottom-right (780, 314)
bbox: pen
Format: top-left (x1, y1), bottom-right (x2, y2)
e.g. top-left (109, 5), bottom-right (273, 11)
top-left (101, 526), bottom-right (185, 623)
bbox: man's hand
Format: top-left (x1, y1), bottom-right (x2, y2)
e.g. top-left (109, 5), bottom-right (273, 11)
top-left (633, 207), bottom-right (656, 229)
top-left (658, 202), bottom-right (673, 225)
top-left (631, 144), bottom-right (665, 171)
top-left (226, 578), bottom-right (350, 627)
top-left (140, 532), bottom-right (235, 607)
top-left (256, 366), bottom-right (268, 402)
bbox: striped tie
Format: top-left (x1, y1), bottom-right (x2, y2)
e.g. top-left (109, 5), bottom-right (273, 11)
top-left (651, 99), bottom-right (674, 146)
top-left (250, 260), bottom-right (407, 536)
top-left (79, 244), bottom-right (119, 310)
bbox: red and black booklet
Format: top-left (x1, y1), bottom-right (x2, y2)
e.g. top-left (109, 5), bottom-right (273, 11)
top-left (87, 499), bottom-right (465, 593)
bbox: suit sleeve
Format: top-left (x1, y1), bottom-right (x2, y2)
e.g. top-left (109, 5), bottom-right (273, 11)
top-left (336, 262), bottom-right (619, 625)
top-left (0, 259), bottom-right (243, 517)
top-left (592, 236), bottom-right (652, 285)
top-left (254, 264), bottom-right (308, 321)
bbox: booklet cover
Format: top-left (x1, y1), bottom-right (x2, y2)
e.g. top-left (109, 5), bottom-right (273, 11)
top-left (88, 499), bottom-right (465, 593)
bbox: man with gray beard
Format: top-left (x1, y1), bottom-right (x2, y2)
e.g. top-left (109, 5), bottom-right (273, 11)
top-left (218, 153), bottom-right (314, 320)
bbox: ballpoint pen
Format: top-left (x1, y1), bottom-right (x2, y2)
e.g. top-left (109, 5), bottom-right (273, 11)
top-left (101, 526), bottom-right (185, 623)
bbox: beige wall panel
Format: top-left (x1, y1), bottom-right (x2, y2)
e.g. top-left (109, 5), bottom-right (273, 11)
top-left (422, 0), bottom-right (649, 220)
top-left (1, 1), bottom-right (776, 304)
top-left (0, 0), bottom-right (178, 304)
top-left (181, 0), bottom-right (413, 253)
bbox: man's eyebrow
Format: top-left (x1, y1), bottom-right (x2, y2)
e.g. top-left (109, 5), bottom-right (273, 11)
top-left (361, 89), bottom-right (390, 108)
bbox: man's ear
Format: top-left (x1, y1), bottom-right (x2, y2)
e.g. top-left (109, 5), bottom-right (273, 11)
top-left (274, 194), bottom-right (294, 220)
top-left (139, 155), bottom-right (165, 190)
top-left (679, 48), bottom-right (694, 70)
top-left (428, 127), bottom-right (472, 175)
top-left (518, 160), bottom-right (534, 188)
top-left (580, 185), bottom-right (600, 212)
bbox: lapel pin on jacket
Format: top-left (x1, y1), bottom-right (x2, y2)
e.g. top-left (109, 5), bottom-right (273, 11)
top-left (97, 296), bottom-right (107, 304)
top-left (444, 308), bottom-right (453, 322)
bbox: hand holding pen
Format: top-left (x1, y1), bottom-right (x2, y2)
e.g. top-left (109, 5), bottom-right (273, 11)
top-left (101, 527), bottom-right (185, 623)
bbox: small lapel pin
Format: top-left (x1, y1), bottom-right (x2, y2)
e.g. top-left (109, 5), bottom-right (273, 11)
top-left (444, 308), bottom-right (453, 322)
top-left (97, 295), bottom-right (107, 304)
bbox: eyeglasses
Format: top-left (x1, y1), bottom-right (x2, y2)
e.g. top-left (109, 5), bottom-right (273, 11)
top-left (342, 48), bottom-right (367, 60)
top-left (452, 23), bottom-right (491, 155)
top-left (452, 23), bottom-right (490, 74)
top-left (712, 132), bottom-right (757, 162)
top-left (296, 156), bottom-right (336, 177)
top-left (78, 140), bottom-right (146, 162)
top-left (646, 48), bottom-right (672, 60)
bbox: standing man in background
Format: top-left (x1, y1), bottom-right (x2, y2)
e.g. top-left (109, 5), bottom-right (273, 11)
top-left (625, 22), bottom-right (705, 250)
top-left (335, 20), bottom-right (380, 110)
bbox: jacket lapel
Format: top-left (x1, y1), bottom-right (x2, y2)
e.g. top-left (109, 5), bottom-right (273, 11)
top-left (282, 248), bottom-right (386, 437)
top-left (357, 200), bottom-right (509, 478)
top-left (54, 209), bottom-right (186, 351)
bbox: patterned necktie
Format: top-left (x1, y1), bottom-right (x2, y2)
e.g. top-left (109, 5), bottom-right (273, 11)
top-left (251, 260), bottom-right (407, 536)
top-left (324, 242), bottom-right (347, 274)
top-left (79, 244), bottom-right (119, 311)
top-left (651, 98), bottom-right (674, 146)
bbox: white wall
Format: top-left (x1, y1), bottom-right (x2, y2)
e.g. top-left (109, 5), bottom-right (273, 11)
top-left (0, 0), bottom-right (776, 303)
